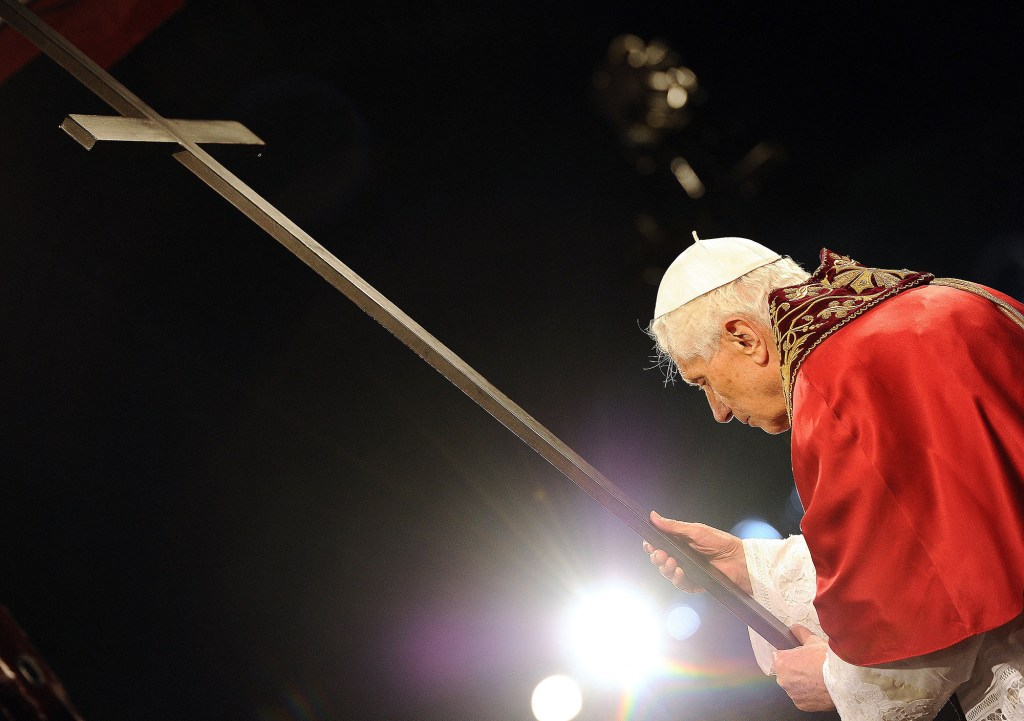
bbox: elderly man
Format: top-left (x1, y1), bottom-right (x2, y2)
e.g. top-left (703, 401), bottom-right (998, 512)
top-left (642, 238), bottom-right (1024, 720)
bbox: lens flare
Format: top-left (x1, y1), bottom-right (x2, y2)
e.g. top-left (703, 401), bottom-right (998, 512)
top-left (730, 518), bottom-right (782, 539)
top-left (563, 586), bottom-right (663, 687)
top-left (665, 604), bottom-right (701, 640)
top-left (531, 675), bottom-right (583, 721)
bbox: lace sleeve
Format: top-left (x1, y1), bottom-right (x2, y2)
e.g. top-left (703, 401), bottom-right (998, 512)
top-left (742, 537), bottom-right (1017, 719)
top-left (822, 640), bottom-right (978, 721)
top-left (743, 535), bottom-right (825, 674)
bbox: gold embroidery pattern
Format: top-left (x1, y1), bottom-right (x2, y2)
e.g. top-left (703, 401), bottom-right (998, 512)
top-left (769, 249), bottom-right (933, 418)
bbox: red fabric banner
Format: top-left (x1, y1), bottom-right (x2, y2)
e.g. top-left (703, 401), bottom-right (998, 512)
top-left (0, 0), bottom-right (184, 84)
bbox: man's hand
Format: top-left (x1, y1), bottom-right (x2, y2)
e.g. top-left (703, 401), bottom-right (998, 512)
top-left (773, 624), bottom-right (835, 712)
top-left (642, 511), bottom-right (751, 595)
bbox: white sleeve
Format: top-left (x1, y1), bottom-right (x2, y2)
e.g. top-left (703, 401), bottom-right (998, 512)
top-left (743, 535), bottom-right (825, 675)
top-left (743, 536), bottom-right (988, 720)
top-left (823, 639), bottom-right (979, 721)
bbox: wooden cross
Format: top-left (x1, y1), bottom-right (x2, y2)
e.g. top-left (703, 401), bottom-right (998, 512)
top-left (0, 0), bottom-right (798, 652)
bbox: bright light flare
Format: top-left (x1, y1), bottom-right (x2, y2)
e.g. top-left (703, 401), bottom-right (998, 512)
top-left (563, 586), bottom-right (663, 686)
top-left (731, 518), bottom-right (782, 539)
top-left (666, 604), bottom-right (701, 640)
top-left (531, 675), bottom-right (583, 721)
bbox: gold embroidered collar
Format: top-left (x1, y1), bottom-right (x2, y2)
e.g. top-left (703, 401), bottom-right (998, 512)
top-left (768, 249), bottom-right (933, 416)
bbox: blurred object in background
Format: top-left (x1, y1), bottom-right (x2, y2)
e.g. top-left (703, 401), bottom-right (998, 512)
top-left (593, 35), bottom-right (701, 156)
top-left (594, 35), bottom-right (786, 290)
top-left (593, 34), bottom-right (784, 206)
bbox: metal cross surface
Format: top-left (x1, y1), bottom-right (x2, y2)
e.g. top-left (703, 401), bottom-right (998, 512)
top-left (0, 0), bottom-right (799, 651)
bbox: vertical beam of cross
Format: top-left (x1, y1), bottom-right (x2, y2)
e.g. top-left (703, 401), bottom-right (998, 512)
top-left (0, 0), bottom-right (798, 651)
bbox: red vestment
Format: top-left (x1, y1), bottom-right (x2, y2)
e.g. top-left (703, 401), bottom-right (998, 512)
top-left (771, 250), bottom-right (1024, 665)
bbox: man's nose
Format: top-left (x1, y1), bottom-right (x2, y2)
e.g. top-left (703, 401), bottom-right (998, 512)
top-left (704, 387), bottom-right (733, 423)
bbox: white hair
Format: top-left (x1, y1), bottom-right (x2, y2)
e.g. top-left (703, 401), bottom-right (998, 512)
top-left (647, 257), bottom-right (810, 381)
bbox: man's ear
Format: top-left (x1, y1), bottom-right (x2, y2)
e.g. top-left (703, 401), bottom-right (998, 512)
top-left (723, 318), bottom-right (771, 365)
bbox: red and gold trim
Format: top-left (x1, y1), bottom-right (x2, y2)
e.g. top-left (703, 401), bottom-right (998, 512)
top-left (768, 249), bottom-right (933, 416)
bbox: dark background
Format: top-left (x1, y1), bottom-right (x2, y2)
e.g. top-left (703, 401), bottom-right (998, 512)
top-left (0, 2), bottom-right (1021, 720)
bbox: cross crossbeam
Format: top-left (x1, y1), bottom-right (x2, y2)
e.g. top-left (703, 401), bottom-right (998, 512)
top-left (60, 114), bottom-right (264, 151)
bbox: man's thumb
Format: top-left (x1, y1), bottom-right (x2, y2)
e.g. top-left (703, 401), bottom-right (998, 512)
top-left (650, 510), bottom-right (682, 530)
top-left (790, 624), bottom-right (823, 646)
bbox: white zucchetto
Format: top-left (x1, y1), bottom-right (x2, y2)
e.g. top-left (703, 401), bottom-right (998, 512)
top-left (653, 237), bottom-right (781, 319)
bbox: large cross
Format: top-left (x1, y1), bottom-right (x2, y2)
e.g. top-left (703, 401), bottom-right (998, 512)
top-left (0, 0), bottom-right (798, 652)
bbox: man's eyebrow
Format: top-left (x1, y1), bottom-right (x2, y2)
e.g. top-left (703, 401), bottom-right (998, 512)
top-left (681, 375), bottom-right (703, 387)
